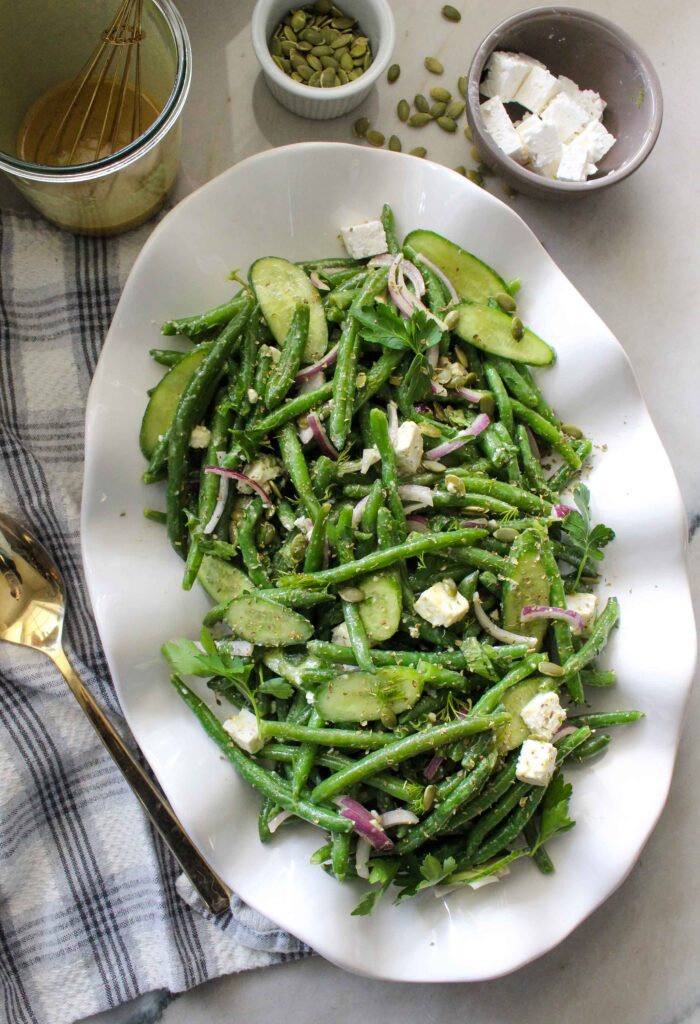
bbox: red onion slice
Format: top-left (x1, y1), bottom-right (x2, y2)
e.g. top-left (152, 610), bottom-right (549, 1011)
top-left (355, 837), bottom-right (371, 879)
top-left (427, 344), bottom-right (439, 368)
top-left (425, 414), bottom-right (490, 459)
top-left (203, 451), bottom-right (228, 535)
top-left (205, 467), bottom-right (274, 509)
top-left (552, 504), bottom-right (572, 520)
top-left (398, 484), bottom-right (434, 508)
top-left (387, 401), bottom-right (399, 444)
top-left (295, 344), bottom-right (339, 382)
top-left (520, 605), bottom-right (584, 634)
top-left (352, 494), bottom-right (370, 528)
top-left (388, 254), bottom-right (419, 318)
top-left (525, 425), bottom-right (541, 459)
top-left (454, 387), bottom-right (488, 404)
top-left (406, 515), bottom-right (430, 533)
top-left (472, 591), bottom-right (537, 647)
top-left (424, 754), bottom-right (444, 781)
top-left (309, 271), bottom-right (330, 292)
top-left (369, 253), bottom-right (426, 296)
top-left (552, 725), bottom-right (578, 744)
top-left (413, 252), bottom-right (459, 304)
top-left (336, 796), bottom-right (394, 852)
top-left (268, 810), bottom-right (294, 834)
top-left (308, 412), bottom-right (338, 460)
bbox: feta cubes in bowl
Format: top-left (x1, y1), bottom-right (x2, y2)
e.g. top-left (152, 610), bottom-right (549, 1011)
top-left (466, 7), bottom-right (662, 198)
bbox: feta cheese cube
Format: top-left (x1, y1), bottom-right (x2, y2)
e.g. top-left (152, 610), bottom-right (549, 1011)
top-left (515, 114), bottom-right (561, 176)
top-left (541, 91), bottom-right (591, 142)
top-left (393, 421), bottom-right (423, 477)
top-left (480, 97), bottom-right (528, 163)
top-left (331, 622), bottom-right (351, 647)
top-left (574, 119), bottom-right (616, 163)
top-left (189, 425), bottom-right (211, 449)
top-left (556, 142), bottom-right (589, 182)
top-left (415, 579), bottom-right (470, 628)
top-left (516, 739), bottom-right (557, 787)
top-left (238, 454), bottom-right (283, 494)
top-left (480, 51), bottom-right (540, 102)
top-left (223, 708), bottom-right (263, 754)
top-left (513, 65), bottom-right (562, 114)
top-left (558, 76), bottom-right (606, 122)
top-left (360, 446), bottom-right (381, 475)
top-left (341, 220), bottom-right (387, 260)
top-left (520, 691), bottom-right (566, 741)
top-left (565, 592), bottom-right (598, 632)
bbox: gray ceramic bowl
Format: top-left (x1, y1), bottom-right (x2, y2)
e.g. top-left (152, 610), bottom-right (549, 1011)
top-left (466, 6), bottom-right (663, 199)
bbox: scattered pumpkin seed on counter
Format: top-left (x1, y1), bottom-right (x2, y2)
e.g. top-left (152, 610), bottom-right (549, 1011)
top-left (269, 2), bottom-right (373, 88)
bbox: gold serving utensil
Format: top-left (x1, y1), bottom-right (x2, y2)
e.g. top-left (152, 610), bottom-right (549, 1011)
top-left (0, 511), bottom-right (231, 915)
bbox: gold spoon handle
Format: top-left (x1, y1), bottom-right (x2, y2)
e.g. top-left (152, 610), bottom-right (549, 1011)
top-left (50, 646), bottom-right (232, 916)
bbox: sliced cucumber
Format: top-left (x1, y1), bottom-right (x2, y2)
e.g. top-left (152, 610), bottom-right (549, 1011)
top-left (453, 302), bottom-right (554, 366)
top-left (225, 593), bottom-right (313, 647)
top-left (316, 667), bottom-right (424, 723)
top-left (495, 675), bottom-right (554, 752)
top-left (249, 257), bottom-right (328, 362)
top-left (197, 555), bottom-right (253, 604)
top-left (403, 229), bottom-right (508, 304)
top-left (502, 530), bottom-right (550, 649)
top-left (357, 571), bottom-right (402, 642)
top-left (139, 344), bottom-right (211, 458)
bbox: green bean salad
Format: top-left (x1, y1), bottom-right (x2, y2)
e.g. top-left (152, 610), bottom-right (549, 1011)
top-left (140, 204), bottom-right (641, 913)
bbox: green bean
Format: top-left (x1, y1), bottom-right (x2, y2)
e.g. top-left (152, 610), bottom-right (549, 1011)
top-left (246, 381), bottom-right (334, 437)
top-left (358, 480), bottom-right (384, 555)
top-left (380, 203), bottom-right (400, 254)
top-left (547, 438), bottom-right (592, 492)
top-left (432, 491), bottom-right (517, 518)
top-left (236, 497), bottom-right (270, 587)
top-left (462, 778), bottom-right (531, 861)
top-left (143, 507), bottom-right (167, 524)
top-left (335, 507), bottom-right (374, 672)
top-left (489, 355), bottom-right (541, 409)
top-left (396, 748), bottom-right (498, 854)
top-left (149, 348), bottom-right (188, 367)
top-left (258, 796), bottom-right (279, 843)
top-left (511, 401), bottom-right (581, 469)
top-left (309, 714), bottom-right (508, 804)
top-left (446, 473), bottom-right (550, 516)
top-left (292, 708), bottom-right (324, 798)
top-left (524, 819), bottom-right (555, 874)
top-left (370, 407), bottom-right (407, 539)
top-left (354, 350), bottom-right (404, 409)
top-left (477, 423), bottom-right (514, 469)
top-left (515, 424), bottom-right (554, 499)
top-left (278, 424), bottom-right (322, 519)
top-left (569, 733), bottom-right (611, 760)
top-left (265, 303), bottom-right (310, 408)
top-left (325, 271), bottom-right (370, 310)
top-left (568, 710), bottom-right (643, 728)
top-left (166, 299), bottom-right (253, 553)
top-left (304, 502), bottom-right (331, 573)
top-left (541, 538), bottom-right (584, 704)
top-left (252, 348), bottom-right (272, 405)
top-left (307, 639), bottom-right (483, 675)
top-left (329, 318), bottom-right (360, 449)
top-left (581, 669), bottom-right (617, 687)
top-left (331, 829), bottom-right (351, 880)
top-left (298, 257), bottom-right (361, 272)
top-left (561, 598), bottom-right (620, 676)
top-left (441, 755), bottom-right (519, 838)
top-left (237, 309), bottom-right (262, 418)
top-left (161, 291), bottom-right (249, 337)
top-left (473, 784), bottom-right (546, 864)
top-left (470, 654), bottom-right (547, 716)
top-left (260, 588), bottom-right (332, 610)
top-left (516, 365), bottom-right (561, 426)
top-left (171, 675), bottom-right (351, 832)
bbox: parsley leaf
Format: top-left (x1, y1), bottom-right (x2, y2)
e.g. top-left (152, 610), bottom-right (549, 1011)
top-left (258, 678), bottom-right (294, 699)
top-left (529, 772), bottom-right (575, 854)
top-left (162, 636), bottom-right (254, 706)
top-left (351, 860), bottom-right (399, 916)
top-left (354, 305), bottom-right (442, 356)
top-left (397, 351), bottom-right (432, 414)
top-left (563, 484), bottom-right (615, 587)
top-left (445, 850), bottom-right (527, 887)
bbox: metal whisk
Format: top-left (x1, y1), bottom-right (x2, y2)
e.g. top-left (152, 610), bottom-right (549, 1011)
top-left (43, 0), bottom-right (146, 167)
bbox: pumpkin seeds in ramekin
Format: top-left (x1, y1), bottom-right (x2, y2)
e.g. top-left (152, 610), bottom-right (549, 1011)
top-left (269, 3), bottom-right (373, 89)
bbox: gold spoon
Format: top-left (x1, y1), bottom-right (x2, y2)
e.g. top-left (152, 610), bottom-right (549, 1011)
top-left (0, 510), bottom-right (232, 915)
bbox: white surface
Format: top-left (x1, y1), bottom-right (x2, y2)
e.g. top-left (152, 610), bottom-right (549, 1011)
top-left (81, 142), bottom-right (695, 983)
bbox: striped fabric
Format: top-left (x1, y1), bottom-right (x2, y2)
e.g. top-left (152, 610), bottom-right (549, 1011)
top-left (0, 211), bottom-right (308, 1024)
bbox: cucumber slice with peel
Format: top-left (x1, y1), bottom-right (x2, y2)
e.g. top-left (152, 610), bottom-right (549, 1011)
top-left (198, 555), bottom-right (253, 604)
top-left (225, 593), bottom-right (313, 647)
top-left (139, 344), bottom-right (210, 458)
top-left (502, 530), bottom-right (551, 649)
top-left (453, 302), bottom-right (554, 366)
top-left (250, 256), bottom-right (328, 362)
top-left (316, 667), bottom-right (424, 723)
top-left (403, 229), bottom-right (508, 304)
top-left (357, 571), bottom-right (402, 642)
top-left (495, 675), bottom-right (555, 752)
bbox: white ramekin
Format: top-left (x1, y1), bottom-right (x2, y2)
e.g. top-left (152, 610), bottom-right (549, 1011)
top-left (251, 0), bottom-right (395, 120)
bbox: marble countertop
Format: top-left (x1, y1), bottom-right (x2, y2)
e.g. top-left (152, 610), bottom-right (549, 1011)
top-left (4, 0), bottom-right (698, 1021)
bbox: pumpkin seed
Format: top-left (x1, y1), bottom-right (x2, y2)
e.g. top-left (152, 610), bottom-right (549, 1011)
top-left (494, 527), bottom-right (518, 543)
top-left (325, 26), bottom-right (340, 42)
top-left (353, 116), bottom-right (370, 137)
top-left (539, 661), bottom-right (565, 678)
top-left (479, 394), bottom-right (495, 417)
top-left (309, 70), bottom-right (322, 86)
top-left (454, 165), bottom-right (466, 175)
top-left (437, 115), bottom-right (457, 132)
top-left (455, 346), bottom-right (469, 368)
top-left (511, 316), bottom-right (524, 340)
top-left (320, 55), bottom-right (339, 70)
top-left (495, 292), bottom-right (517, 312)
top-left (562, 423), bottom-right (584, 439)
top-left (290, 52), bottom-right (306, 69)
top-left (397, 98), bottom-right (410, 121)
top-left (351, 39), bottom-right (368, 57)
top-left (424, 56), bottom-right (444, 74)
top-left (307, 54), bottom-right (322, 71)
top-left (280, 39), bottom-right (296, 56)
top-left (414, 93), bottom-right (430, 113)
top-left (338, 586), bottom-right (365, 602)
top-left (296, 40), bottom-right (312, 51)
top-left (431, 86), bottom-right (452, 102)
top-left (301, 28), bottom-right (325, 44)
top-left (387, 63), bottom-right (401, 83)
top-left (331, 32), bottom-right (353, 48)
top-left (458, 75), bottom-right (468, 98)
top-left (408, 112), bottom-right (432, 127)
top-left (366, 129), bottom-right (385, 147)
top-left (337, 67), bottom-right (348, 84)
top-left (319, 66), bottom-right (336, 87)
top-left (464, 124), bottom-right (473, 141)
top-left (283, 25), bottom-right (297, 42)
top-left (311, 43), bottom-right (333, 56)
top-left (470, 146), bottom-right (481, 163)
top-left (348, 68), bottom-right (363, 80)
top-left (467, 169), bottom-right (483, 187)
top-left (422, 784), bottom-right (437, 812)
top-left (409, 146), bottom-right (427, 157)
top-left (446, 100), bottom-right (465, 119)
top-left (290, 71), bottom-right (303, 82)
top-left (388, 134), bottom-right (402, 151)
top-left (270, 36), bottom-right (282, 56)
top-left (380, 707), bottom-right (398, 729)
top-left (340, 50), bottom-right (354, 70)
top-left (332, 16), bottom-right (355, 29)
top-left (362, 51), bottom-right (371, 70)
top-left (445, 474), bottom-right (466, 496)
top-left (418, 421), bottom-right (442, 438)
top-left (502, 181), bottom-right (517, 198)
top-left (291, 10), bottom-right (307, 32)
top-left (430, 101), bottom-right (447, 118)
top-left (441, 4), bottom-right (462, 21)
top-left (297, 64), bottom-right (313, 81)
top-left (422, 460), bottom-right (446, 472)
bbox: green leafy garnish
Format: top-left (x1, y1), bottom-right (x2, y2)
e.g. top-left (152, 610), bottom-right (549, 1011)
top-left (353, 305), bottom-right (442, 355)
top-left (562, 484), bottom-right (615, 588)
top-left (445, 850), bottom-right (526, 886)
top-left (351, 859), bottom-right (399, 916)
top-left (258, 677), bottom-right (294, 699)
top-left (529, 772), bottom-right (575, 855)
top-left (162, 633), bottom-right (254, 707)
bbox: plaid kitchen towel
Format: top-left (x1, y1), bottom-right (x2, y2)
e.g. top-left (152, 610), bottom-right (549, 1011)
top-left (0, 210), bottom-right (309, 1024)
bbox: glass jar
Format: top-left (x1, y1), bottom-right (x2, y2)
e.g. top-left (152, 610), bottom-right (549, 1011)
top-left (0, 0), bottom-right (191, 235)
